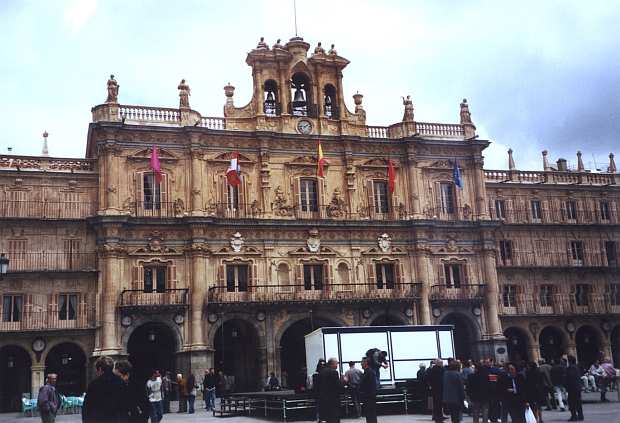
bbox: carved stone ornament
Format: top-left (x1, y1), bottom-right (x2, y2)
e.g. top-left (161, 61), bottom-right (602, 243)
top-left (326, 188), bottom-right (346, 218)
top-left (230, 232), bottom-right (244, 253)
top-left (173, 198), bottom-right (185, 216)
top-left (273, 185), bottom-right (293, 216)
top-left (307, 229), bottom-right (321, 253)
top-left (148, 236), bottom-right (164, 252)
top-left (378, 233), bottom-right (392, 252)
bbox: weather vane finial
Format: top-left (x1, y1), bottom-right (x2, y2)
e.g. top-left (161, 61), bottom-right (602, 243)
top-left (293, 0), bottom-right (298, 37)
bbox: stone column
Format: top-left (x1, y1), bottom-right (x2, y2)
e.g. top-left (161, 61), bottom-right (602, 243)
top-left (190, 149), bottom-right (203, 215)
top-left (415, 249), bottom-right (431, 325)
top-left (190, 250), bottom-right (207, 349)
top-left (601, 341), bottom-right (612, 361)
top-left (104, 146), bottom-right (118, 212)
top-left (482, 248), bottom-right (501, 337)
top-left (407, 149), bottom-right (422, 218)
top-left (31, 364), bottom-right (45, 396)
top-left (473, 158), bottom-right (489, 220)
top-left (566, 342), bottom-right (577, 358)
top-left (528, 343), bottom-right (541, 362)
top-left (101, 251), bottom-right (120, 354)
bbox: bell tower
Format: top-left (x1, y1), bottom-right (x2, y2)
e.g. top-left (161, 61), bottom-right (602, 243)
top-left (223, 37), bottom-right (367, 136)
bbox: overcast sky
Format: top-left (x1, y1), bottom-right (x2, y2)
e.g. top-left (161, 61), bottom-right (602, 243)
top-left (1, 0), bottom-right (619, 171)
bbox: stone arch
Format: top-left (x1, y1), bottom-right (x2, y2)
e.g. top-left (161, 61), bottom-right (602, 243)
top-left (504, 326), bottom-right (530, 363)
top-left (276, 262), bottom-right (291, 285)
top-left (369, 312), bottom-right (407, 326)
top-left (213, 317), bottom-right (262, 392)
top-left (127, 321), bottom-right (180, 383)
top-left (539, 326), bottom-right (569, 363)
top-left (40, 337), bottom-right (90, 365)
top-left (336, 261), bottom-right (351, 285)
top-left (44, 342), bottom-right (87, 396)
top-left (0, 345), bottom-right (32, 412)
top-left (121, 315), bottom-right (182, 354)
top-left (575, 324), bottom-right (603, 367)
top-left (207, 313), bottom-right (265, 349)
top-left (439, 311), bottom-right (480, 360)
top-left (611, 325), bottom-right (620, 368)
top-left (278, 314), bottom-right (342, 390)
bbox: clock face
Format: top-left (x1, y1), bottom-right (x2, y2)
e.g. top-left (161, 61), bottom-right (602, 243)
top-left (32, 338), bottom-right (46, 352)
top-left (297, 119), bottom-right (313, 134)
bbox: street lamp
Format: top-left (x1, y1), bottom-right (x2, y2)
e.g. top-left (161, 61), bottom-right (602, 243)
top-left (0, 253), bottom-right (9, 280)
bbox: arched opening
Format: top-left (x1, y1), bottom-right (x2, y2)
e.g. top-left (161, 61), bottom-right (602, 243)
top-left (336, 262), bottom-right (350, 285)
top-left (214, 319), bottom-right (260, 392)
top-left (45, 343), bottom-right (86, 396)
top-left (612, 325), bottom-right (620, 368)
top-left (290, 72), bottom-right (313, 117)
top-left (279, 317), bottom-right (338, 390)
top-left (539, 326), bottom-right (565, 364)
top-left (0, 345), bottom-right (31, 412)
top-left (263, 79), bottom-right (279, 116)
top-left (370, 314), bottom-right (405, 326)
top-left (128, 322), bottom-right (178, 384)
top-left (576, 325), bottom-right (602, 367)
top-left (440, 313), bottom-right (476, 360)
top-left (504, 327), bottom-right (529, 363)
top-left (323, 84), bottom-right (338, 119)
top-left (277, 263), bottom-right (290, 285)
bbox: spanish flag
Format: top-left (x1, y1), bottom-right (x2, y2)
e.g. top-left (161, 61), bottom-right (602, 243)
top-left (317, 141), bottom-right (326, 177)
top-left (388, 159), bottom-right (395, 193)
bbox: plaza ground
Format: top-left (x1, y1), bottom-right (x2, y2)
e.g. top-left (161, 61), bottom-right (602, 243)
top-left (1, 393), bottom-right (619, 423)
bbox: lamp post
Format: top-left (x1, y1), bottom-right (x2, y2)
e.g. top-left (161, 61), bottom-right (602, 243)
top-left (0, 253), bottom-right (9, 280)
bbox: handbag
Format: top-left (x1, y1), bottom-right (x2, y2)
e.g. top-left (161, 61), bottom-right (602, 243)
top-left (524, 406), bottom-right (537, 423)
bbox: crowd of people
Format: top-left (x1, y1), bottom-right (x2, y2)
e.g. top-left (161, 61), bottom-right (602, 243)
top-left (419, 356), bottom-right (618, 423)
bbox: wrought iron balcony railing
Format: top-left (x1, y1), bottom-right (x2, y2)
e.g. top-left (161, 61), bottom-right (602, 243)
top-left (207, 282), bottom-right (423, 306)
top-left (0, 307), bottom-right (96, 332)
top-left (5, 252), bottom-right (97, 272)
top-left (429, 284), bottom-right (486, 302)
top-left (489, 207), bottom-right (618, 225)
top-left (498, 293), bottom-right (620, 316)
top-left (0, 200), bottom-right (97, 219)
top-left (119, 289), bottom-right (189, 309)
top-left (496, 252), bottom-right (617, 268)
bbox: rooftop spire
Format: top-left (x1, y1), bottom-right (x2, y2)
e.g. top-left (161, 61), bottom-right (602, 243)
top-left (542, 150), bottom-right (550, 171)
top-left (508, 148), bottom-right (516, 170)
top-left (577, 151), bottom-right (584, 172)
top-left (609, 153), bottom-right (617, 173)
top-left (42, 131), bottom-right (49, 157)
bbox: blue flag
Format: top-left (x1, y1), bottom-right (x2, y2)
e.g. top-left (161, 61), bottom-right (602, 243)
top-left (453, 159), bottom-right (463, 190)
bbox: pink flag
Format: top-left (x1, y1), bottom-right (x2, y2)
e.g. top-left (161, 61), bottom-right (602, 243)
top-left (150, 145), bottom-right (162, 183)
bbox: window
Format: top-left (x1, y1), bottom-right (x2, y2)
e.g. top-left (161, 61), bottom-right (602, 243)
top-left (2, 295), bottom-right (22, 322)
top-left (539, 285), bottom-right (553, 307)
top-left (495, 199), bottom-right (506, 220)
top-left (605, 241), bottom-right (617, 266)
top-left (58, 294), bottom-right (78, 320)
top-left (443, 263), bottom-right (463, 288)
top-left (439, 183), bottom-right (455, 214)
top-left (600, 201), bottom-right (610, 221)
top-left (502, 285), bottom-right (517, 307)
top-left (499, 240), bottom-right (513, 265)
top-left (570, 241), bottom-right (584, 265)
top-left (609, 284), bottom-right (620, 306)
top-left (226, 264), bottom-right (249, 292)
top-left (574, 284), bottom-right (590, 306)
top-left (144, 266), bottom-right (167, 293)
top-left (564, 200), bottom-right (577, 221)
top-left (323, 84), bottom-right (337, 119)
top-left (373, 181), bottom-right (389, 214)
top-left (531, 200), bottom-right (542, 222)
top-left (303, 264), bottom-right (323, 290)
top-left (63, 239), bottom-right (81, 270)
top-left (375, 263), bottom-right (395, 289)
top-left (227, 184), bottom-right (239, 210)
top-left (263, 80), bottom-right (279, 116)
top-left (299, 179), bottom-right (318, 212)
top-left (143, 173), bottom-right (161, 210)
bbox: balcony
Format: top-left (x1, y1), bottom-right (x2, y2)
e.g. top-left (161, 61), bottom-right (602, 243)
top-left (485, 169), bottom-right (617, 186)
top-left (134, 201), bottom-right (177, 218)
top-left (496, 252), bottom-right (617, 269)
top-left (6, 252), bottom-right (97, 272)
top-left (119, 289), bottom-right (189, 311)
top-left (489, 207), bottom-right (617, 225)
top-left (429, 284), bottom-right (486, 303)
top-left (422, 207), bottom-right (475, 222)
top-left (207, 282), bottom-right (423, 307)
top-left (0, 307), bottom-right (96, 332)
top-left (0, 200), bottom-right (97, 219)
top-left (498, 293), bottom-right (619, 316)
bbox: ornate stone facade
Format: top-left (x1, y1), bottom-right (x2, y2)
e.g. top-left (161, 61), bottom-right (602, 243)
top-left (0, 37), bottom-right (618, 406)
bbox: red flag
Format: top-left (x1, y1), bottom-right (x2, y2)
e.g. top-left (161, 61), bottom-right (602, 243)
top-left (150, 145), bottom-right (162, 183)
top-left (317, 141), bottom-right (326, 177)
top-left (226, 151), bottom-right (241, 186)
top-left (388, 159), bottom-right (395, 193)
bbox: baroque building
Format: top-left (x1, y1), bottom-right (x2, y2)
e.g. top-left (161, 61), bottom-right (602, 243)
top-left (0, 36), bottom-right (618, 410)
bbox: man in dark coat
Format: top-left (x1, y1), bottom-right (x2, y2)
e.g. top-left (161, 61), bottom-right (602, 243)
top-left (114, 360), bottom-right (149, 423)
top-left (565, 356), bottom-right (584, 421)
top-left (425, 359), bottom-right (445, 422)
top-left (497, 363), bottom-right (525, 423)
top-left (37, 373), bottom-right (60, 423)
top-left (359, 358), bottom-right (377, 423)
top-left (467, 363), bottom-right (490, 423)
top-left (82, 356), bottom-right (126, 423)
top-left (317, 357), bottom-right (343, 423)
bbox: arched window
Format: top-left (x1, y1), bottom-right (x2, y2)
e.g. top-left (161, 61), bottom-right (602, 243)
top-left (263, 80), bottom-right (279, 116)
top-left (323, 84), bottom-right (338, 119)
top-left (290, 73), bottom-right (313, 117)
top-left (277, 263), bottom-right (290, 286)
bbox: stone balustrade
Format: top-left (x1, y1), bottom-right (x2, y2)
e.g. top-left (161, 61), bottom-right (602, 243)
top-left (0, 155), bottom-right (96, 172)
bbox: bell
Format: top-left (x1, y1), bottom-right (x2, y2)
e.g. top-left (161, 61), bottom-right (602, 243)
top-left (266, 91), bottom-right (275, 101)
top-left (293, 88), bottom-right (305, 103)
top-left (324, 95), bottom-right (332, 106)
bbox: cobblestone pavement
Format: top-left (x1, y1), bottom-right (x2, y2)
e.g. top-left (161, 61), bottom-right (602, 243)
top-left (2, 393), bottom-right (619, 423)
